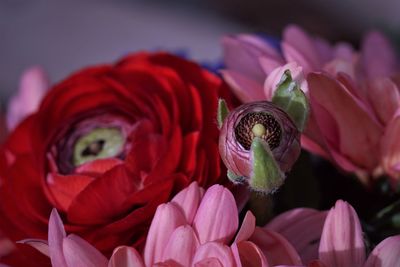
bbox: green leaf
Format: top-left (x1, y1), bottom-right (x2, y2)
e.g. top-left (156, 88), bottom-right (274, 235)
top-left (272, 70), bottom-right (309, 132)
top-left (217, 98), bottom-right (230, 129)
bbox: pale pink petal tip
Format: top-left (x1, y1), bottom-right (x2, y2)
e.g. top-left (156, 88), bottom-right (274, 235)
top-left (109, 246), bottom-right (145, 267)
top-left (193, 184), bottom-right (239, 244)
top-left (319, 200), bottom-right (365, 267)
top-left (6, 66), bottom-right (49, 130)
top-left (17, 239), bottom-right (49, 257)
top-left (171, 181), bottom-right (202, 224)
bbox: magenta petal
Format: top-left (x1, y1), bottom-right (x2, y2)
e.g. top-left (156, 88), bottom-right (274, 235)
top-left (194, 258), bottom-right (223, 267)
top-left (192, 242), bottom-right (236, 267)
top-left (62, 235), bottom-right (108, 267)
top-left (144, 203), bottom-right (187, 266)
top-left (193, 185), bottom-right (239, 244)
top-left (361, 31), bottom-right (396, 79)
top-left (308, 73), bottom-right (382, 171)
top-left (364, 235), bottom-right (400, 267)
top-left (48, 209), bottom-right (68, 267)
top-left (161, 225), bottom-right (200, 266)
top-left (18, 239), bottom-right (49, 257)
top-left (381, 109), bottom-right (400, 182)
top-left (236, 241), bottom-right (269, 267)
top-left (171, 182), bottom-right (203, 224)
top-left (109, 246), bottom-right (145, 267)
top-left (235, 211), bottom-right (256, 243)
top-left (250, 227), bottom-right (302, 266)
top-left (319, 200), bottom-right (365, 267)
top-left (266, 208), bottom-right (327, 264)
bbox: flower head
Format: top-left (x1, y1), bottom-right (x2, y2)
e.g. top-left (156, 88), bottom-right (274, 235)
top-left (219, 101), bottom-right (301, 193)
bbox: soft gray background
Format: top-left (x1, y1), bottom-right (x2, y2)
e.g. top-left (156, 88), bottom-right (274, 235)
top-left (1, 0), bottom-right (399, 103)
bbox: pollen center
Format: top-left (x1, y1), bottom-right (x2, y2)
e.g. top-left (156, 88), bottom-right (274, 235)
top-left (235, 112), bottom-right (282, 150)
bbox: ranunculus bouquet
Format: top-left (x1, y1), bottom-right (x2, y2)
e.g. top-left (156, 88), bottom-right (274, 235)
top-left (0, 25), bottom-right (399, 267)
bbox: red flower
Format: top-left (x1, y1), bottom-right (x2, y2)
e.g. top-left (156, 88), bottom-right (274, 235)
top-left (0, 52), bottom-right (231, 265)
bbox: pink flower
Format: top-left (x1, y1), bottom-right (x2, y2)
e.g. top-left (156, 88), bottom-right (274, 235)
top-left (268, 200), bottom-right (400, 267)
top-left (6, 66), bottom-right (49, 131)
top-left (222, 25), bottom-right (400, 186)
top-left (23, 182), bottom-right (303, 267)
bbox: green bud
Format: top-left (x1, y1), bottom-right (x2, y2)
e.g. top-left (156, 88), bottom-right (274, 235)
top-left (217, 98), bottom-right (230, 129)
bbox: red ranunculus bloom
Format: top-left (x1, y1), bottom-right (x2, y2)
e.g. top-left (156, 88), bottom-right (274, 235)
top-left (0, 52), bottom-right (231, 265)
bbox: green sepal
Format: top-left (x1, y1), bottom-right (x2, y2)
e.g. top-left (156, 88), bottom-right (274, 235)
top-left (272, 70), bottom-right (309, 132)
top-left (227, 170), bottom-right (245, 184)
top-left (217, 98), bottom-right (230, 129)
top-left (250, 137), bottom-right (285, 193)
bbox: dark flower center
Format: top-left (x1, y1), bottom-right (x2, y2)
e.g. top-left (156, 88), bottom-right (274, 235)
top-left (234, 112), bottom-right (282, 150)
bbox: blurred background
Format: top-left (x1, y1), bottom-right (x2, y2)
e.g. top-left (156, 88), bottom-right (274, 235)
top-left (1, 0), bottom-right (400, 103)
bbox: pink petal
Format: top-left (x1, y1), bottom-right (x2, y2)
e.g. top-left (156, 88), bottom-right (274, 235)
top-left (6, 66), bottom-right (49, 130)
top-left (171, 182), bottom-right (203, 224)
top-left (0, 235), bottom-right (15, 258)
top-left (323, 59), bottom-right (356, 80)
top-left (220, 70), bottom-right (266, 102)
top-left (192, 242), bottom-right (236, 267)
top-left (194, 258), bottom-right (223, 267)
top-left (235, 211), bottom-right (256, 243)
top-left (381, 109), bottom-right (400, 181)
top-left (313, 37), bottom-right (333, 64)
top-left (366, 78), bottom-right (400, 125)
top-left (282, 25), bottom-right (321, 72)
top-left (63, 235), bottom-right (108, 267)
top-left (266, 208), bottom-right (328, 264)
top-left (263, 62), bottom-right (306, 100)
top-left (109, 246), bottom-right (145, 267)
top-left (334, 42), bottom-right (354, 62)
top-left (364, 235), bottom-right (400, 267)
top-left (236, 241), bottom-right (269, 267)
top-left (48, 209), bottom-right (68, 267)
top-left (193, 185), bottom-right (239, 244)
top-left (361, 31), bottom-right (397, 79)
top-left (319, 200), bottom-right (365, 267)
top-left (250, 228), bottom-right (302, 266)
top-left (222, 35), bottom-right (281, 82)
top-left (162, 225), bottom-right (200, 266)
top-left (17, 239), bottom-right (49, 257)
top-left (307, 73), bottom-right (382, 171)
top-left (144, 203), bottom-right (186, 266)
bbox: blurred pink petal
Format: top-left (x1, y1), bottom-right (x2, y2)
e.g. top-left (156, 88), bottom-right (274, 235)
top-left (323, 59), bottom-right (356, 80)
top-left (222, 35), bottom-right (281, 82)
top-left (6, 66), bottom-right (49, 130)
top-left (361, 31), bottom-right (397, 79)
top-left (17, 239), bottom-right (49, 257)
top-left (308, 73), bottom-right (382, 172)
top-left (63, 234), bottom-right (108, 267)
top-left (263, 62), bottom-right (306, 99)
top-left (192, 242), bottom-right (236, 267)
top-left (282, 25), bottom-right (321, 72)
top-left (193, 184), bottom-right (238, 245)
top-left (171, 181), bottom-right (203, 224)
top-left (220, 70), bottom-right (266, 102)
top-left (144, 203), bottom-right (186, 266)
top-left (161, 225), bottom-right (199, 266)
top-left (381, 109), bottom-right (400, 183)
top-left (366, 78), bottom-right (400, 125)
top-left (319, 200), bottom-right (365, 267)
top-left (334, 42), bottom-right (354, 62)
top-left (266, 208), bottom-right (327, 264)
top-left (48, 209), bottom-right (68, 267)
top-left (364, 235), bottom-right (400, 267)
top-left (235, 211), bottom-right (256, 243)
top-left (194, 258), bottom-right (223, 267)
top-left (250, 227), bottom-right (302, 266)
top-left (0, 233), bottom-right (15, 258)
top-left (236, 241), bottom-right (269, 267)
top-left (108, 246), bottom-right (145, 267)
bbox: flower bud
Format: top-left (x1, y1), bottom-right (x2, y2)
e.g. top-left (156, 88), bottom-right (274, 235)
top-left (218, 101), bottom-right (301, 193)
